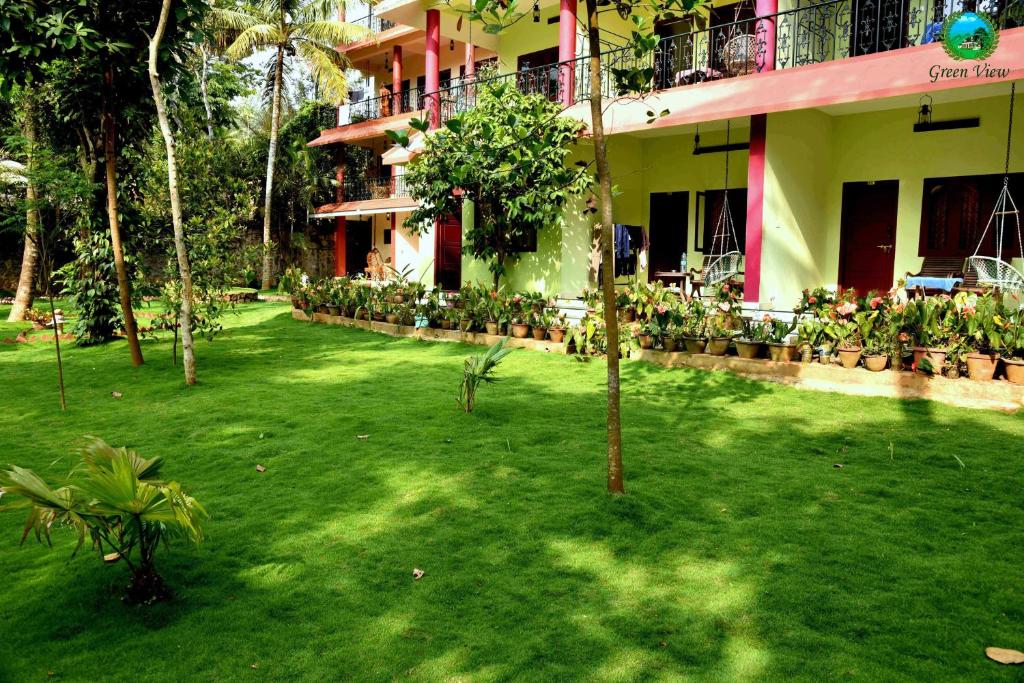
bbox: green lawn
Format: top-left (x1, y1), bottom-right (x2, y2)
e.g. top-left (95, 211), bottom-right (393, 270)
top-left (1, 302), bottom-right (1022, 682)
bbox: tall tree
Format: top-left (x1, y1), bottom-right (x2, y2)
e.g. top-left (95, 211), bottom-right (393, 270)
top-left (215, 0), bottom-right (365, 290)
top-left (7, 90), bottom-right (39, 322)
top-left (148, 0), bottom-right (197, 385)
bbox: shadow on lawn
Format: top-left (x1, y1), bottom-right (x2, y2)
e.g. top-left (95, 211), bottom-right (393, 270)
top-left (4, 314), bottom-right (1023, 680)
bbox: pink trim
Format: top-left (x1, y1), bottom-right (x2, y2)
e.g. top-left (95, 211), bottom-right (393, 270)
top-left (425, 9), bottom-right (441, 129)
top-left (744, 113), bottom-right (766, 304)
top-left (465, 41), bottom-right (476, 78)
top-left (334, 220), bottom-right (346, 276)
top-left (558, 0), bottom-right (577, 107)
top-left (587, 28), bottom-right (1024, 137)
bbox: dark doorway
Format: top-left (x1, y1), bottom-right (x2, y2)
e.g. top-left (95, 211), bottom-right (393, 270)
top-left (345, 220), bottom-right (373, 277)
top-left (839, 180), bottom-right (899, 295)
top-left (435, 212), bottom-right (462, 291)
top-left (648, 192), bottom-right (690, 273)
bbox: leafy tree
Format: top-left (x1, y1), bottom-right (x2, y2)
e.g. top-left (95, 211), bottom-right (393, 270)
top-left (0, 437), bottom-right (206, 604)
top-left (215, 0), bottom-right (365, 290)
top-left (402, 81), bottom-right (591, 288)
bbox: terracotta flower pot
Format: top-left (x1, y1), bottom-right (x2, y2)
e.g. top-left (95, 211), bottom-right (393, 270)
top-left (548, 328), bottom-right (565, 344)
top-left (836, 346), bottom-right (863, 369)
top-left (705, 337), bottom-right (730, 356)
top-left (532, 326), bottom-right (547, 341)
top-left (965, 352), bottom-right (999, 381)
top-left (440, 319), bottom-right (452, 330)
top-left (511, 323), bottom-right (529, 338)
top-left (1004, 358), bottom-right (1024, 384)
top-left (485, 321), bottom-right (499, 335)
top-left (619, 308), bottom-right (636, 323)
top-left (661, 336), bottom-right (678, 353)
top-left (735, 339), bottom-right (763, 359)
top-left (913, 347), bottom-right (946, 373)
top-left (327, 305), bottom-right (340, 316)
top-left (683, 336), bottom-right (707, 354)
top-left (863, 354), bottom-right (888, 372)
top-left (385, 313), bottom-right (399, 325)
top-left (768, 343), bottom-right (797, 363)
top-left (372, 312), bottom-right (385, 322)
top-left (638, 334), bottom-right (654, 349)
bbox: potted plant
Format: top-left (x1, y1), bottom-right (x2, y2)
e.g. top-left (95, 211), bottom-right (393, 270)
top-left (548, 312), bottom-right (568, 344)
top-left (530, 311), bottom-right (548, 340)
top-left (616, 286), bottom-right (636, 322)
top-left (662, 323), bottom-right (683, 353)
top-left (637, 320), bottom-right (660, 350)
top-left (822, 300), bottom-right (864, 369)
top-left (961, 292), bottom-right (1003, 381)
top-left (1001, 306), bottom-right (1024, 384)
top-left (510, 314), bottom-right (530, 338)
top-left (795, 317), bottom-right (821, 363)
top-left (484, 292), bottom-right (504, 335)
top-left (907, 296), bottom-right (954, 374)
top-left (680, 299), bottom-right (707, 353)
top-left (735, 318), bottom-right (767, 359)
top-left (704, 315), bottom-right (732, 356)
top-left (763, 315), bottom-right (797, 362)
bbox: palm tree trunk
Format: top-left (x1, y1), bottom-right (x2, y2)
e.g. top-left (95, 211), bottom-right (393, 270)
top-left (8, 92), bottom-right (40, 322)
top-left (149, 0), bottom-right (196, 385)
top-left (585, 0), bottom-right (624, 494)
top-left (261, 46), bottom-right (285, 291)
top-left (199, 45), bottom-right (214, 140)
top-left (103, 64), bottom-right (144, 367)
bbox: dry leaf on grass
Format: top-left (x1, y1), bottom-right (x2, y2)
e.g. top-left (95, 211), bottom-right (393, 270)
top-left (986, 647), bottom-right (1024, 664)
top-left (412, 568), bottom-right (425, 580)
top-left (255, 465), bottom-right (266, 473)
top-left (103, 552), bottom-right (120, 563)
top-left (356, 435), bottom-right (369, 440)
top-left (111, 391), bottom-right (122, 398)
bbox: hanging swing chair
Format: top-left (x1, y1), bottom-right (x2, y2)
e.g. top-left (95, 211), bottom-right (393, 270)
top-left (968, 82), bottom-right (1024, 293)
top-left (704, 120), bottom-right (743, 287)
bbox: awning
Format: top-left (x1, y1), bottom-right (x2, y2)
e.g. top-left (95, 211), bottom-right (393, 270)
top-left (311, 196), bottom-right (420, 218)
top-left (381, 131), bottom-right (426, 166)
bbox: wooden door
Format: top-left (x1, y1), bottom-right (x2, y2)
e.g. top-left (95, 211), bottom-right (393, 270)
top-left (435, 213), bottom-right (462, 291)
top-left (839, 180), bottom-right (899, 295)
top-left (648, 192), bottom-right (689, 273)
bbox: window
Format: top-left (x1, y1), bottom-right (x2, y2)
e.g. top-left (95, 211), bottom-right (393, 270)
top-left (509, 228), bottom-right (537, 253)
top-left (920, 173), bottom-right (1023, 257)
top-left (699, 189), bottom-right (747, 254)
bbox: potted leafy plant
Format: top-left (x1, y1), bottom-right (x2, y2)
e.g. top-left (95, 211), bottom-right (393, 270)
top-left (961, 292), bottom-right (1003, 381)
top-left (736, 317), bottom-right (768, 359)
top-left (530, 311), bottom-right (548, 340)
top-left (548, 312), bottom-right (568, 344)
top-left (704, 315), bottom-right (733, 356)
top-left (510, 314), bottom-right (530, 338)
top-left (1001, 306), bottom-right (1024, 384)
top-left (907, 296), bottom-right (954, 373)
top-left (637, 319), bottom-right (660, 350)
top-left (764, 315), bottom-right (798, 362)
top-left (680, 299), bottom-right (708, 353)
top-left (795, 317), bottom-right (821, 363)
top-left (822, 301), bottom-right (863, 369)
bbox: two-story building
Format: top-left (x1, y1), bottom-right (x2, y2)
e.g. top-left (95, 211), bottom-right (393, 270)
top-left (310, 0), bottom-right (1024, 310)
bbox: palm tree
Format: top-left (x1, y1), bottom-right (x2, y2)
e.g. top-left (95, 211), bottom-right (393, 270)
top-left (215, 0), bottom-right (366, 290)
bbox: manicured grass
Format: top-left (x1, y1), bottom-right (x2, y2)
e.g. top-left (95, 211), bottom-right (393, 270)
top-left (1, 302), bottom-right (1023, 681)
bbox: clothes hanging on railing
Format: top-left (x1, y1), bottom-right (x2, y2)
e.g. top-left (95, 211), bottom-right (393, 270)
top-left (611, 224), bottom-right (644, 278)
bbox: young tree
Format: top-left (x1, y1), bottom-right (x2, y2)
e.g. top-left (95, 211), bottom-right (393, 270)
top-left (402, 81), bottom-right (592, 288)
top-left (148, 0), bottom-right (198, 385)
top-left (7, 89), bottom-right (39, 322)
top-left (215, 0), bottom-right (365, 290)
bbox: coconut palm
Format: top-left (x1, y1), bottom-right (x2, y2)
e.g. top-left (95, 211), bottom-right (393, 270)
top-left (215, 0), bottom-right (366, 290)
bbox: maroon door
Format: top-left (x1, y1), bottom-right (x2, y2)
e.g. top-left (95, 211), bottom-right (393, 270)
top-left (435, 213), bottom-right (462, 291)
top-left (839, 180), bottom-right (899, 296)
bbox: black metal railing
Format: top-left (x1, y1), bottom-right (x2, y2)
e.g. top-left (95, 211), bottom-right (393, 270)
top-left (320, 0), bottom-right (1021, 130)
top-left (348, 13), bottom-right (396, 32)
top-left (340, 175), bottom-right (410, 202)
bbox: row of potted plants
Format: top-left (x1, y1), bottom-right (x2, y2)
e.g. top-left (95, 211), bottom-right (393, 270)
top-left (291, 277), bottom-right (570, 342)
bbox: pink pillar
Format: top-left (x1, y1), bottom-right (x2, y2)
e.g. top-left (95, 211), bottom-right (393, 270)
top-left (334, 148), bottom-right (346, 276)
top-left (744, 113), bottom-right (767, 304)
top-left (425, 9), bottom-right (441, 129)
top-left (465, 41), bottom-right (476, 78)
top-left (755, 0), bottom-right (777, 73)
top-left (392, 45), bottom-right (403, 113)
top-left (558, 0), bottom-right (577, 106)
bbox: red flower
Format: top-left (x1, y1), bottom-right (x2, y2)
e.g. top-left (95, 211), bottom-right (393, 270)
top-left (870, 296), bottom-right (883, 310)
top-left (808, 296), bottom-right (817, 305)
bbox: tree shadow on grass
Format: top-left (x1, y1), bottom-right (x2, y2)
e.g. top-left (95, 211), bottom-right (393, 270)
top-left (3, 316), bottom-right (1024, 680)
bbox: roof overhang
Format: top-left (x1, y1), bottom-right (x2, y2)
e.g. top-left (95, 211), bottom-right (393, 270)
top-left (312, 196), bottom-right (420, 218)
top-left (381, 131), bottom-right (426, 165)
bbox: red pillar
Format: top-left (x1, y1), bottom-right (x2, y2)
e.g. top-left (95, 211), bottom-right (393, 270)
top-left (425, 9), bottom-right (441, 129)
top-left (392, 45), bottom-right (403, 113)
top-left (755, 0), bottom-right (777, 73)
top-left (558, 0), bottom-right (577, 107)
top-left (744, 114), bottom-right (767, 304)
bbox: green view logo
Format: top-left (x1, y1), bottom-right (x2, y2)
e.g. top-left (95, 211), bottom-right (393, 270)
top-left (941, 11), bottom-right (999, 60)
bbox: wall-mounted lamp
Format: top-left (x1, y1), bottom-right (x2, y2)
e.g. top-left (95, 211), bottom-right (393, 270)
top-left (450, 39), bottom-right (455, 51)
top-left (913, 93), bottom-right (980, 132)
top-left (533, 0), bottom-right (540, 22)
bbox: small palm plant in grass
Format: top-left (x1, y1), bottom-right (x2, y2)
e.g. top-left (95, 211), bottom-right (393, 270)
top-left (459, 339), bottom-right (514, 413)
top-left (0, 438), bottom-right (206, 604)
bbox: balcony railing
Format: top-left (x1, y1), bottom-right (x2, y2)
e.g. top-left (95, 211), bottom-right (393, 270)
top-left (339, 175), bottom-right (410, 202)
top-left (322, 0), bottom-right (1020, 131)
top-left (347, 13), bottom-right (395, 32)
